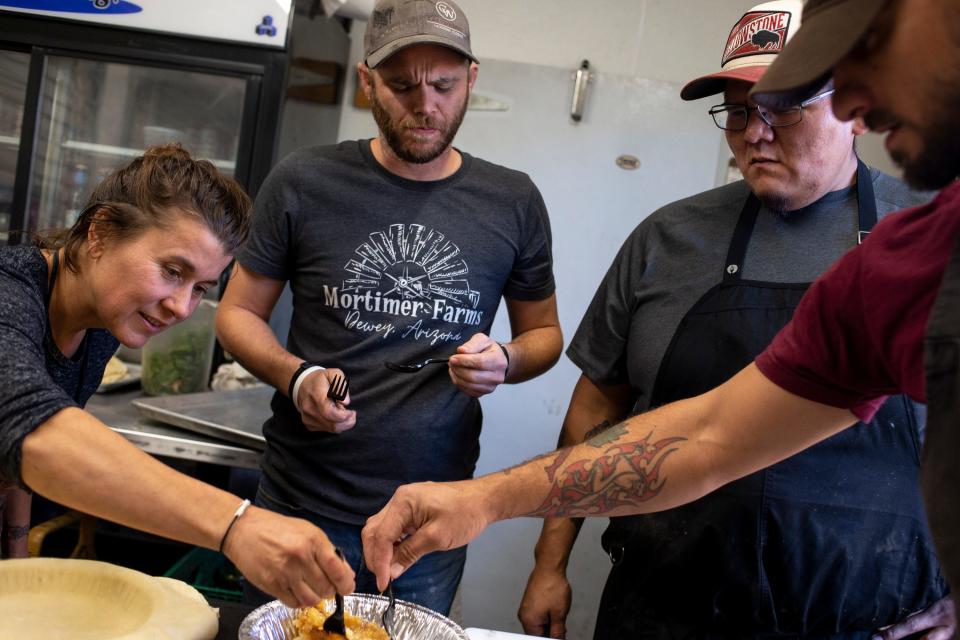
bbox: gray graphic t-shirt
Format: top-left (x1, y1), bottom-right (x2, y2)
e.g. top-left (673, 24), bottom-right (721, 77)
top-left (239, 140), bottom-right (555, 523)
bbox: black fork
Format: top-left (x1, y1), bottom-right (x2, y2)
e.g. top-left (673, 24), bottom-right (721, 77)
top-left (381, 579), bottom-right (396, 640)
top-left (327, 374), bottom-right (349, 402)
top-left (321, 548), bottom-right (347, 637)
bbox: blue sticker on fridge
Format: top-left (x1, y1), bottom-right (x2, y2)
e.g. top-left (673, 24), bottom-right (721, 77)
top-left (0, 0), bottom-right (142, 14)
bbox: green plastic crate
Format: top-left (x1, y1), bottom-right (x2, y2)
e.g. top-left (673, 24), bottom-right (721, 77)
top-left (164, 547), bottom-right (243, 602)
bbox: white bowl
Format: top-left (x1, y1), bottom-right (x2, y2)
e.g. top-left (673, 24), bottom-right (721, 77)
top-left (0, 558), bottom-right (217, 639)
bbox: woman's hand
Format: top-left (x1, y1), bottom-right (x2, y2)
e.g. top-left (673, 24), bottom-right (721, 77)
top-left (222, 504), bottom-right (355, 607)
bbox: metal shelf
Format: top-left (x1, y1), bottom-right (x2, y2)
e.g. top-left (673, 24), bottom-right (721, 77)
top-left (61, 139), bottom-right (236, 172)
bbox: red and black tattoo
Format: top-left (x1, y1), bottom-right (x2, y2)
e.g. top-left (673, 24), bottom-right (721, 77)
top-left (526, 423), bottom-right (685, 517)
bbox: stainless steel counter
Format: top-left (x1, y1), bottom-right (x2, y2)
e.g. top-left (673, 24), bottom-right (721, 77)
top-left (86, 389), bottom-right (263, 469)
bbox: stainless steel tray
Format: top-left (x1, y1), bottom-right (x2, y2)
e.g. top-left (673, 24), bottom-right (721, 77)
top-left (96, 363), bottom-right (142, 393)
top-left (132, 387), bottom-right (273, 450)
top-left (239, 595), bottom-right (469, 640)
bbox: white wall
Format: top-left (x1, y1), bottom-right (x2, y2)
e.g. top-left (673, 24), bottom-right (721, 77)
top-left (453, 0), bottom-right (748, 81)
top-left (329, 1), bottom-right (900, 636)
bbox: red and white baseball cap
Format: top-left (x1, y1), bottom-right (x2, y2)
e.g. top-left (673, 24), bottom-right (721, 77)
top-left (681, 0), bottom-right (804, 101)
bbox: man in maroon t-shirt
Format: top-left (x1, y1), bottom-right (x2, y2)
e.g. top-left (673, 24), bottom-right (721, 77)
top-left (751, 0), bottom-right (960, 629)
top-left (361, 0), bottom-right (960, 629)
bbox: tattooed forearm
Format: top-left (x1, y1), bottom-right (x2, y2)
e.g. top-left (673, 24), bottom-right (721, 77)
top-left (525, 427), bottom-right (686, 517)
top-left (543, 448), bottom-right (574, 483)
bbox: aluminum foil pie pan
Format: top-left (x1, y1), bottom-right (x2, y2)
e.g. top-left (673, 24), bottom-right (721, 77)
top-left (238, 594), bottom-right (469, 640)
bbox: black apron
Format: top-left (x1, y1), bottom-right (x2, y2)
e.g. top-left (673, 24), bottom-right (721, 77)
top-left (922, 224), bottom-right (960, 617)
top-left (595, 163), bottom-right (946, 639)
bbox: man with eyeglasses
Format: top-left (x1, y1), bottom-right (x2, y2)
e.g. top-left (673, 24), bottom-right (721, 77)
top-left (708, 88), bottom-right (834, 131)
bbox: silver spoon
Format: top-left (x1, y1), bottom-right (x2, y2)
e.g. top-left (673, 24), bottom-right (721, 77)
top-left (384, 357), bottom-right (449, 373)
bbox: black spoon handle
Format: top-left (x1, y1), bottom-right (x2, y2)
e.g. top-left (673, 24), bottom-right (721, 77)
top-left (384, 357), bottom-right (450, 372)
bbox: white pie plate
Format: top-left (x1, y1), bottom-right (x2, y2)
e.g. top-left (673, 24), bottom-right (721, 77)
top-left (0, 558), bottom-right (217, 639)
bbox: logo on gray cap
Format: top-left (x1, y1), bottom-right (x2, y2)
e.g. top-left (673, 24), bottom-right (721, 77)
top-left (436, 2), bottom-right (456, 21)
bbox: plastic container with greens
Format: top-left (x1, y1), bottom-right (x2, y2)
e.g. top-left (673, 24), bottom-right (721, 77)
top-left (141, 299), bottom-right (217, 396)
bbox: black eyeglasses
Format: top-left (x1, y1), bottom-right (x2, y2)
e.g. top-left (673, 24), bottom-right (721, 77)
top-left (708, 89), bottom-right (836, 131)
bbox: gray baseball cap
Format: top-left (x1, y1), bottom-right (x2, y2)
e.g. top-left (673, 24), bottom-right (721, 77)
top-left (364, 0), bottom-right (478, 69)
top-left (751, 0), bottom-right (890, 108)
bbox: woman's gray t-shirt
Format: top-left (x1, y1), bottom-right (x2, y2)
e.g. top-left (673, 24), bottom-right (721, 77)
top-left (0, 246), bottom-right (118, 486)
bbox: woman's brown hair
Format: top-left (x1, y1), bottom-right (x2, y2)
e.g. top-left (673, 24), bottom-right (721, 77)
top-left (42, 143), bottom-right (251, 273)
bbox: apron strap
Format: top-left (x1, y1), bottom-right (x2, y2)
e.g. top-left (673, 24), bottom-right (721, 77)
top-left (723, 194), bottom-right (761, 282)
top-left (855, 158), bottom-right (878, 244)
top-left (725, 159), bottom-right (879, 281)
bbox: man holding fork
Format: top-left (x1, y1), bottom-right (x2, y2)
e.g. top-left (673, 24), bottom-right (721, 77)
top-left (216, 0), bottom-right (562, 615)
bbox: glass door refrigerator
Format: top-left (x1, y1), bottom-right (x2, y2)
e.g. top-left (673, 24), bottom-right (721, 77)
top-left (0, 0), bottom-right (292, 241)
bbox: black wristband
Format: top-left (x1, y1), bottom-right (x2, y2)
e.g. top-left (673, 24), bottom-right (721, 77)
top-left (219, 499), bottom-right (251, 554)
top-left (497, 342), bottom-right (511, 377)
top-left (287, 361), bottom-right (312, 400)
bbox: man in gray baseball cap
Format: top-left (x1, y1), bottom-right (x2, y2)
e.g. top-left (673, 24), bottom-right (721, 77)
top-left (219, 0), bottom-right (562, 616)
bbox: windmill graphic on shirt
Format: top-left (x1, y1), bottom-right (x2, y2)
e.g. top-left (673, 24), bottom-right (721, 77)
top-left (342, 223), bottom-right (481, 310)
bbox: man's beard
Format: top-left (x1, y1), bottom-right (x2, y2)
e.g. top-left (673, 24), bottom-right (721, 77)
top-left (901, 110), bottom-right (960, 190)
top-left (868, 82), bottom-right (960, 190)
top-left (758, 192), bottom-right (791, 216)
top-left (370, 90), bottom-right (469, 164)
